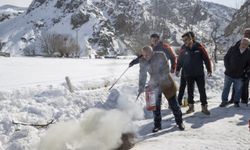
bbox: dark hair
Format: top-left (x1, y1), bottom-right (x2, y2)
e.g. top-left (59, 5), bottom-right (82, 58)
top-left (150, 33), bottom-right (160, 39)
top-left (182, 31), bottom-right (195, 40)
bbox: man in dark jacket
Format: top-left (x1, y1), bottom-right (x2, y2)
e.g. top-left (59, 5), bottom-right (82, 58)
top-left (138, 46), bottom-right (184, 132)
top-left (229, 28), bottom-right (250, 105)
top-left (177, 31), bottom-right (195, 106)
top-left (220, 38), bottom-right (250, 107)
top-left (129, 34), bottom-right (176, 73)
top-left (176, 32), bottom-right (212, 115)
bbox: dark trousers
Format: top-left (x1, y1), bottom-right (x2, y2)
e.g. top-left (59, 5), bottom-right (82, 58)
top-left (242, 79), bottom-right (249, 103)
top-left (177, 75), bottom-right (187, 105)
top-left (153, 89), bottom-right (183, 128)
top-left (186, 75), bottom-right (207, 106)
top-left (231, 78), bottom-right (249, 103)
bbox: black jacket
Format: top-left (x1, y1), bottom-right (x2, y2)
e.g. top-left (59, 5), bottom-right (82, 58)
top-left (224, 43), bottom-right (250, 78)
top-left (176, 42), bottom-right (212, 77)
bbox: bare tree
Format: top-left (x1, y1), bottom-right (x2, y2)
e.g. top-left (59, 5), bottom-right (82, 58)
top-left (210, 20), bottom-right (224, 63)
top-left (246, 1), bottom-right (250, 27)
top-left (23, 43), bottom-right (36, 56)
top-left (188, 0), bottom-right (202, 31)
top-left (40, 33), bottom-right (56, 55)
top-left (39, 33), bottom-right (80, 57)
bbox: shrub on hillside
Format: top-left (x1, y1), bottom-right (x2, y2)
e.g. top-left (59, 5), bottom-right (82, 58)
top-left (40, 33), bottom-right (80, 57)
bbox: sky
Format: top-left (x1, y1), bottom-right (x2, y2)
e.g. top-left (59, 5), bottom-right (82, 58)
top-left (0, 0), bottom-right (247, 9)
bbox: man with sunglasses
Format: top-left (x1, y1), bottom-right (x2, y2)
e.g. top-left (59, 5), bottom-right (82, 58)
top-left (176, 31), bottom-right (195, 106)
top-left (176, 32), bottom-right (212, 115)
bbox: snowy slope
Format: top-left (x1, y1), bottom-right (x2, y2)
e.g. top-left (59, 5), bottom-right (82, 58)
top-left (0, 0), bottom-right (235, 56)
top-left (224, 0), bottom-right (250, 48)
top-left (0, 57), bottom-right (249, 150)
top-left (0, 5), bottom-right (26, 23)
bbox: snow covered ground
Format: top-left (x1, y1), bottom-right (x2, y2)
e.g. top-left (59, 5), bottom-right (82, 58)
top-left (0, 57), bottom-right (249, 150)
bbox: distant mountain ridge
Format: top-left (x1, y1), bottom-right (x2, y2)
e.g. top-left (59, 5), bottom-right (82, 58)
top-left (0, 0), bottom-right (235, 56)
top-left (0, 4), bottom-right (26, 23)
top-left (224, 0), bottom-right (250, 46)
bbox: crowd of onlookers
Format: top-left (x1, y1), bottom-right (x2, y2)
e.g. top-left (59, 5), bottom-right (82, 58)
top-left (129, 28), bottom-right (250, 133)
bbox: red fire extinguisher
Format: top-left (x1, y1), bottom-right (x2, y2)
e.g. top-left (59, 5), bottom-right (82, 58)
top-left (145, 86), bottom-right (156, 111)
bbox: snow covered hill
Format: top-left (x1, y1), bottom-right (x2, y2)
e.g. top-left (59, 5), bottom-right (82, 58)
top-left (0, 0), bottom-right (235, 56)
top-left (224, 0), bottom-right (250, 47)
top-left (0, 5), bottom-right (26, 23)
top-left (0, 57), bottom-right (249, 150)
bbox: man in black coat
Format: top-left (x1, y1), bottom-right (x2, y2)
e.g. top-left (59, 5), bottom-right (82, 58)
top-left (220, 38), bottom-right (250, 107)
top-left (176, 32), bottom-right (212, 115)
top-left (177, 31), bottom-right (195, 106)
top-left (229, 28), bottom-right (250, 105)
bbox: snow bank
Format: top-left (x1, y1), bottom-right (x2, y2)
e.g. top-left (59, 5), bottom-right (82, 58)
top-left (0, 58), bottom-right (249, 150)
top-left (38, 87), bottom-right (144, 150)
top-left (38, 109), bottom-right (134, 150)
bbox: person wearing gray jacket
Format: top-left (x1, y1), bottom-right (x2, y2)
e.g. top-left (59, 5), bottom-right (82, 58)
top-left (138, 46), bottom-right (184, 132)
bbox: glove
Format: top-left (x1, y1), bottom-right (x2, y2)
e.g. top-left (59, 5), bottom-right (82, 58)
top-left (129, 58), bottom-right (139, 67)
top-left (129, 55), bottom-right (142, 67)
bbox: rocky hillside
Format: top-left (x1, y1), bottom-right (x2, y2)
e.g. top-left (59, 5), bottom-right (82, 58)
top-left (0, 5), bottom-right (26, 23)
top-left (224, 0), bottom-right (250, 46)
top-left (0, 0), bottom-right (235, 56)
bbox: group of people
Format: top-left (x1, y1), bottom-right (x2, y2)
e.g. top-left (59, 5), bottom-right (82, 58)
top-left (129, 29), bottom-right (250, 133)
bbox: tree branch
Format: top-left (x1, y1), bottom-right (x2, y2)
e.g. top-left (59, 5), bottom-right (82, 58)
top-left (12, 119), bottom-right (56, 129)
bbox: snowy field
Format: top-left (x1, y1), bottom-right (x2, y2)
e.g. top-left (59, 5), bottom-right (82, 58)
top-left (0, 57), bottom-right (249, 150)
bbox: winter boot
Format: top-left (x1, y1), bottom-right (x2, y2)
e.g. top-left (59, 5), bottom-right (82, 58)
top-left (219, 101), bottom-right (228, 107)
top-left (152, 120), bottom-right (161, 133)
top-left (186, 104), bottom-right (194, 114)
top-left (201, 105), bottom-right (210, 115)
top-left (228, 99), bottom-right (234, 104)
top-left (177, 123), bottom-right (185, 131)
top-left (234, 102), bottom-right (240, 107)
top-left (152, 126), bottom-right (161, 133)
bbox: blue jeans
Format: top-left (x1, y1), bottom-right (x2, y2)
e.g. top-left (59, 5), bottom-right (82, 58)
top-left (222, 75), bottom-right (243, 103)
top-left (153, 88), bottom-right (183, 128)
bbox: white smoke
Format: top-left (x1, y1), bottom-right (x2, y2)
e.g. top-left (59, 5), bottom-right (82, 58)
top-left (38, 109), bottom-right (135, 150)
top-left (38, 88), bottom-right (144, 150)
top-left (116, 89), bottom-right (144, 120)
top-left (98, 88), bottom-right (144, 120)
